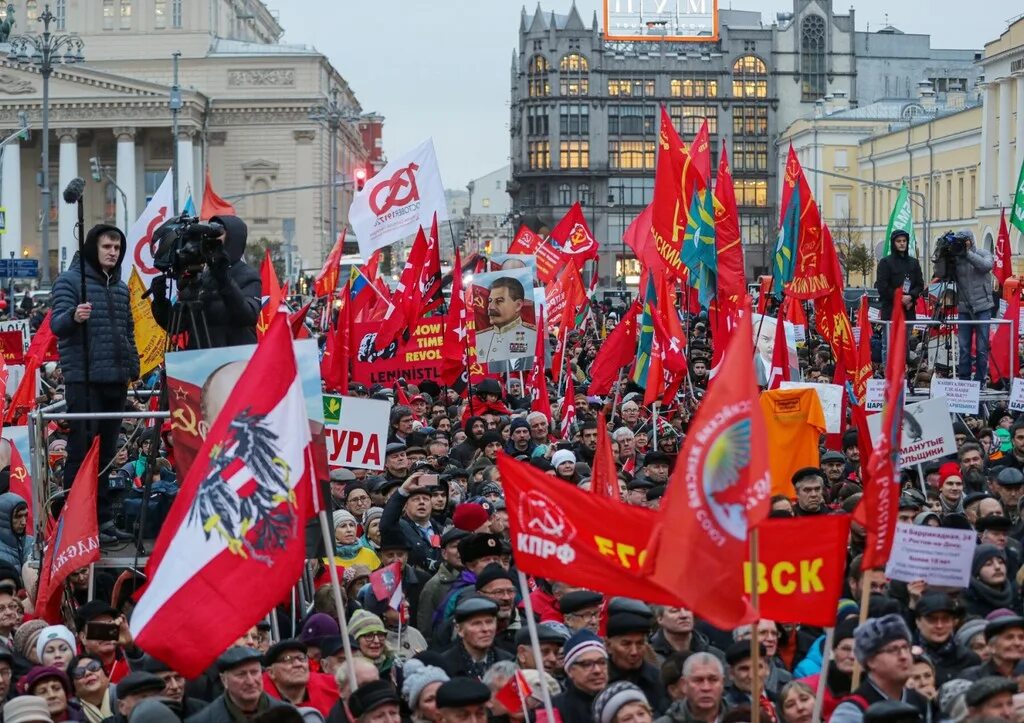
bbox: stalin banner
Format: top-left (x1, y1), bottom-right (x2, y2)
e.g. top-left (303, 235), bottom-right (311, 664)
top-left (470, 267), bottom-right (537, 372)
top-left (352, 320), bottom-right (444, 385)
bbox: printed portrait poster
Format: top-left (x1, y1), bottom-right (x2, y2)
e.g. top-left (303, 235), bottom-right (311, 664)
top-left (165, 339), bottom-right (325, 480)
top-left (751, 313), bottom-right (800, 387)
top-left (470, 267), bottom-right (537, 371)
top-left (483, 254), bottom-right (537, 275)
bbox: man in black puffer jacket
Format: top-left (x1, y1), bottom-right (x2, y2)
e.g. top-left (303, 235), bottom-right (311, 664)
top-left (51, 223), bottom-right (139, 542)
top-left (150, 214), bottom-right (261, 349)
top-left (875, 229), bottom-right (924, 321)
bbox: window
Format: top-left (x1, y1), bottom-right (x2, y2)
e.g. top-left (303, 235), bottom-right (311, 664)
top-left (528, 141), bottom-right (550, 170)
top-left (559, 184), bottom-right (572, 205)
top-left (732, 105), bottom-right (767, 136)
top-left (608, 77), bottom-right (655, 97)
top-left (102, 0), bottom-right (114, 29)
top-left (560, 141), bottom-right (589, 169)
top-left (740, 214), bottom-right (771, 246)
top-left (801, 15), bottom-right (826, 100)
top-left (528, 55), bottom-right (550, 98)
top-left (155, 0), bottom-right (166, 28)
top-left (832, 193), bottom-right (849, 220)
top-left (54, 0), bottom-right (66, 29)
top-left (834, 149), bottom-right (848, 169)
top-left (171, 0), bottom-right (182, 27)
top-left (559, 53), bottom-right (589, 96)
top-left (732, 56), bottom-right (767, 98)
top-left (539, 183), bottom-right (551, 205)
top-left (669, 105), bottom-right (717, 135)
top-left (609, 178), bottom-right (655, 206)
top-left (732, 141), bottom-right (768, 172)
top-left (25, 0), bottom-right (37, 21)
top-left (669, 78), bottom-right (718, 98)
top-left (578, 183), bottom-right (591, 206)
top-left (120, 0), bottom-right (132, 28)
top-left (609, 141), bottom-right (655, 170)
top-left (559, 104), bottom-right (589, 136)
top-left (523, 184), bottom-right (536, 207)
top-left (735, 179), bottom-right (768, 207)
top-left (252, 179), bottom-right (270, 223)
top-left (608, 104), bottom-right (656, 135)
top-left (528, 106), bottom-right (549, 136)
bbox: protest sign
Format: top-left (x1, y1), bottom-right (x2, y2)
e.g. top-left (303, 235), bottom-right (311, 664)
top-left (780, 382), bottom-right (843, 433)
top-left (470, 268), bottom-right (537, 368)
top-left (0, 331), bottom-right (24, 364)
top-left (884, 522), bottom-right (976, 588)
top-left (0, 320), bottom-right (29, 353)
top-left (1011, 377), bottom-right (1024, 412)
top-left (352, 320), bottom-right (444, 385)
top-left (865, 378), bottom-right (910, 413)
top-left (866, 396), bottom-right (956, 468)
top-left (322, 395), bottom-right (389, 471)
top-left (930, 377), bottom-right (980, 415)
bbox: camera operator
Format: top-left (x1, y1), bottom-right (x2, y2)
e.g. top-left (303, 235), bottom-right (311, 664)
top-left (952, 229), bottom-right (995, 382)
top-left (875, 229), bottom-right (924, 321)
top-left (50, 224), bottom-right (138, 543)
top-left (149, 214), bottom-right (261, 348)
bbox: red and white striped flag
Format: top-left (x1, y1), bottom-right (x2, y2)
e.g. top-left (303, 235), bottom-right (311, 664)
top-left (130, 315), bottom-right (314, 677)
top-left (560, 375), bottom-right (576, 440)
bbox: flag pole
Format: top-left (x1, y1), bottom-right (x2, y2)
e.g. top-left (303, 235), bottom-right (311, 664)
top-left (516, 571), bottom-right (556, 723)
top-left (749, 528), bottom-right (761, 723)
top-left (650, 402), bottom-right (659, 449)
top-left (811, 626), bottom-right (834, 723)
top-left (850, 569), bottom-right (874, 689)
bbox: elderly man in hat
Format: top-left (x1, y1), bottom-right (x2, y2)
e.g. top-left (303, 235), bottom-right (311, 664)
top-left (963, 676), bottom-right (1017, 720)
top-left (473, 563), bottom-right (521, 653)
top-left (605, 612), bottom-right (667, 714)
top-left (829, 615), bottom-right (932, 722)
top-left (560, 591), bottom-right (603, 636)
top-left (434, 677), bottom-right (491, 723)
top-left (134, 654), bottom-right (206, 717)
top-left (347, 679), bottom-right (401, 723)
top-left (960, 615), bottom-right (1024, 681)
top-left (791, 467), bottom-right (828, 516)
top-left (185, 647), bottom-right (290, 723)
top-left (515, 623), bottom-right (566, 678)
top-left (553, 630), bottom-right (610, 723)
top-left (261, 639), bottom-right (338, 716)
top-left (430, 533), bottom-right (505, 642)
top-left (115, 671), bottom-right (168, 720)
top-left (440, 596), bottom-right (513, 679)
top-left (820, 451), bottom-right (848, 493)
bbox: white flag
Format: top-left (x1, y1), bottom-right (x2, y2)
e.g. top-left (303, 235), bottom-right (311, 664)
top-left (350, 139), bottom-right (448, 259)
top-left (123, 169), bottom-right (175, 285)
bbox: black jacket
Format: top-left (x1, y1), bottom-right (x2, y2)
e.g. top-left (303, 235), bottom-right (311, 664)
top-left (875, 250), bottom-right (924, 321)
top-left (184, 693), bottom-right (290, 723)
top-left (50, 225), bottom-right (139, 384)
top-left (552, 681), bottom-right (599, 723)
top-left (439, 640), bottom-right (514, 680)
top-left (151, 215), bottom-right (261, 349)
top-left (608, 659), bottom-right (669, 715)
top-left (381, 489), bottom-right (442, 575)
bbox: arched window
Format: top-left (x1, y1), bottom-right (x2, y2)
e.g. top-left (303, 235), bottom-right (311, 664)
top-left (558, 183), bottom-right (572, 206)
top-left (731, 55), bottom-right (767, 98)
top-left (578, 183), bottom-right (591, 206)
top-left (801, 15), bottom-right (826, 101)
top-left (559, 53), bottom-right (589, 96)
top-left (528, 55), bottom-right (550, 98)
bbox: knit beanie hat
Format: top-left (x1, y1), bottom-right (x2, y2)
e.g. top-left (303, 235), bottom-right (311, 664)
top-left (14, 619), bottom-right (47, 661)
top-left (362, 507), bottom-right (384, 527)
top-left (972, 544), bottom-right (1007, 578)
top-left (938, 678), bottom-right (972, 720)
top-left (551, 450), bottom-right (576, 469)
top-left (401, 658), bottom-right (449, 709)
top-left (34, 625), bottom-right (76, 663)
top-left (853, 613), bottom-right (912, 665)
top-left (592, 682), bottom-right (649, 723)
top-left (332, 509), bottom-right (357, 529)
top-left (348, 609), bottom-right (386, 639)
top-left (954, 618), bottom-right (987, 650)
top-left (562, 629), bottom-right (607, 671)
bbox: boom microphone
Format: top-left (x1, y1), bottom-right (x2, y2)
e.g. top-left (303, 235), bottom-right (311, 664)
top-left (62, 177), bottom-right (85, 204)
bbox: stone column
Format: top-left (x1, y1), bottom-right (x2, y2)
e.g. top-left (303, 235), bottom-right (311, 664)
top-left (1016, 74), bottom-right (1024, 200)
top-left (293, 129), bottom-right (316, 268)
top-left (1, 136), bottom-right (22, 260)
top-left (57, 129), bottom-right (79, 273)
top-left (979, 82), bottom-right (992, 210)
top-left (998, 78), bottom-right (1013, 207)
top-left (113, 127), bottom-right (137, 232)
top-left (176, 129), bottom-right (195, 212)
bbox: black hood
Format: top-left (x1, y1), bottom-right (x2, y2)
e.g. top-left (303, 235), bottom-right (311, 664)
top-left (209, 215), bottom-right (248, 263)
top-left (83, 224), bottom-right (127, 273)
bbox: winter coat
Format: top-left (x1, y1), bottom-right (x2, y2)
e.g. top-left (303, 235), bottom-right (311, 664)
top-left (417, 562), bottom-right (461, 634)
top-left (184, 692), bottom-right (290, 723)
top-left (655, 699), bottom-right (730, 723)
top-left (913, 633), bottom-right (980, 685)
top-left (552, 681), bottom-right (600, 723)
top-left (954, 246), bottom-right (995, 314)
top-left (50, 225), bottom-right (138, 384)
top-left (380, 489), bottom-right (442, 575)
top-left (151, 215), bottom-right (262, 349)
top-left (875, 250), bottom-right (924, 320)
top-left (649, 628), bottom-right (725, 666)
top-left (0, 492), bottom-right (32, 569)
top-left (609, 659), bottom-right (669, 714)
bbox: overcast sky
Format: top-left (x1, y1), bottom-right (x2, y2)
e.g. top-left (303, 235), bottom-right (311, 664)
top-left (266, 1), bottom-right (1021, 189)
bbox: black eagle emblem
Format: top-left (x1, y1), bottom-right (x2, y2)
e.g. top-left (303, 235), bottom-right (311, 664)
top-left (187, 407), bottom-right (298, 565)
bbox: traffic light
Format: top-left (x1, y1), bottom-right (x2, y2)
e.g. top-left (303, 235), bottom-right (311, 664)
top-left (89, 156), bottom-right (102, 182)
top-left (354, 167), bottom-right (367, 192)
top-left (16, 111), bottom-right (28, 141)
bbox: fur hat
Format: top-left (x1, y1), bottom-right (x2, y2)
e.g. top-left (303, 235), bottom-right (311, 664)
top-left (853, 613), bottom-right (912, 665)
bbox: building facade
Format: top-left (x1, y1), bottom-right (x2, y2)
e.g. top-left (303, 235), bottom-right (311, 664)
top-left (510, 0), bottom-right (979, 285)
top-left (0, 0), bottom-right (378, 283)
top-left (465, 164), bottom-right (513, 257)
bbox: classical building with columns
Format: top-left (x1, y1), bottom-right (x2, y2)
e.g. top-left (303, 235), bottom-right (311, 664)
top-left (0, 0), bottom-right (379, 284)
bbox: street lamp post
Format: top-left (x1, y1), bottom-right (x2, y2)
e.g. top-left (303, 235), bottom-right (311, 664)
top-left (309, 87), bottom-right (360, 259)
top-left (6, 4), bottom-right (84, 286)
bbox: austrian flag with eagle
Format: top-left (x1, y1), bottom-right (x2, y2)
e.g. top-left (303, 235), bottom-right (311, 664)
top-left (131, 316), bottom-right (314, 678)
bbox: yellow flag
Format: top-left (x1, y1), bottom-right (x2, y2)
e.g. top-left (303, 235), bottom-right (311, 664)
top-left (128, 267), bottom-right (166, 377)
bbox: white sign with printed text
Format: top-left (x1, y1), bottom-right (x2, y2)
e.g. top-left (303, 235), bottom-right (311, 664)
top-left (885, 522), bottom-right (977, 588)
top-left (930, 377), bottom-right (980, 415)
top-left (866, 396), bottom-right (957, 468)
top-left (323, 394), bottom-right (390, 472)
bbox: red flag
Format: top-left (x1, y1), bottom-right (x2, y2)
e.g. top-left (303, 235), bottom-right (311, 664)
top-left (376, 226), bottom-right (431, 348)
top-left (496, 454), bottom-right (683, 605)
top-left (989, 287), bottom-right (1021, 384)
top-left (369, 560), bottom-right (404, 610)
top-left (643, 297), bottom-right (769, 629)
top-left (650, 300), bottom-right (687, 376)
top-left (321, 286), bottom-right (350, 395)
top-left (28, 310), bottom-right (57, 360)
top-left (494, 670), bottom-right (534, 716)
top-left (862, 290), bottom-right (907, 570)
top-left (591, 411), bottom-right (618, 499)
top-left (200, 168), bottom-right (236, 219)
top-left (440, 250), bottom-right (472, 386)
top-left (130, 315), bottom-right (314, 678)
top-left (651, 106), bottom-right (692, 279)
top-left (314, 230), bottom-right (346, 298)
top-left (548, 263), bottom-right (587, 334)
top-left (780, 148), bottom-right (831, 300)
top-left (528, 307), bottom-right (552, 422)
top-left (708, 295), bottom-right (742, 375)
top-left (394, 383), bottom-right (411, 407)
top-left (690, 118), bottom-right (712, 186)
top-left (756, 276), bottom-right (772, 314)
top-left (548, 202), bottom-right (599, 271)
top-left (4, 313), bottom-right (51, 424)
top-left (288, 300), bottom-right (312, 340)
top-left (508, 225), bottom-right (543, 256)
top-left (767, 305), bottom-right (790, 390)
top-left (713, 141), bottom-right (746, 300)
top-left (419, 214), bottom-right (444, 316)
top-left (995, 208), bottom-right (1013, 287)
top-left (257, 251), bottom-right (282, 339)
top-left (589, 300), bottom-right (641, 396)
top-left (560, 375), bottom-right (576, 440)
top-left (35, 437), bottom-right (101, 623)
top-left (852, 296), bottom-right (873, 404)
top-left (622, 204), bottom-right (661, 271)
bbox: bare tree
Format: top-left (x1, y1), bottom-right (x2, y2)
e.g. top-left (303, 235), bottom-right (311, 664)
top-left (832, 213), bottom-right (873, 285)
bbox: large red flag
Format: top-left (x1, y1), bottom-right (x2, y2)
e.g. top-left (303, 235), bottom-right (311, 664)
top-left (200, 169), bottom-right (236, 219)
top-left (508, 225), bottom-right (543, 255)
top-left (643, 297), bottom-right (769, 629)
top-left (862, 290), bottom-right (907, 570)
top-left (995, 208), bottom-right (1013, 287)
top-left (591, 411), bottom-right (619, 499)
top-left (560, 375), bottom-right (576, 440)
top-left (440, 249), bottom-right (471, 386)
top-left (419, 214), bottom-right (444, 316)
top-left (767, 305), bottom-right (790, 390)
top-left (257, 250), bottom-right (282, 339)
top-left (496, 454), bottom-right (683, 605)
top-left (852, 295), bottom-right (873, 404)
top-left (690, 118), bottom-right (712, 186)
top-left (376, 226), bottom-right (430, 348)
top-left (548, 202), bottom-right (599, 272)
top-left (131, 315), bottom-right (314, 677)
top-left (651, 106), bottom-right (692, 279)
top-left (314, 230), bottom-right (346, 298)
top-left (713, 141), bottom-right (746, 300)
top-left (528, 306), bottom-right (552, 422)
top-left (35, 437), bottom-right (101, 623)
top-left (989, 286), bottom-right (1021, 384)
top-left (5, 311), bottom-right (54, 425)
top-left (589, 300), bottom-right (641, 396)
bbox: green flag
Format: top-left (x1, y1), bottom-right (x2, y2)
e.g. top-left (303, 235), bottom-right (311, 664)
top-left (883, 181), bottom-right (916, 256)
top-left (1011, 157), bottom-right (1024, 235)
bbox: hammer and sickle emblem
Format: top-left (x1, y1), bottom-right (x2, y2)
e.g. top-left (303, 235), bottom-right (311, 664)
top-left (10, 466), bottom-right (25, 482)
top-left (172, 405), bottom-right (198, 436)
top-left (369, 162), bottom-right (421, 216)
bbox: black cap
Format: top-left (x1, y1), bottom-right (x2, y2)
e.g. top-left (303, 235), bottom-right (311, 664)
top-left (349, 680), bottom-right (401, 718)
top-left (216, 646), bottom-right (263, 672)
top-left (0, 645), bottom-right (13, 664)
top-left (985, 616), bottom-right (1024, 639)
top-left (976, 515), bottom-right (1014, 532)
top-left (643, 451), bottom-right (671, 467)
top-left (862, 700), bottom-right (921, 722)
top-left (474, 563), bottom-right (515, 591)
top-left (263, 639), bottom-right (307, 666)
top-left (440, 528), bottom-right (470, 547)
top-left (997, 468), bottom-right (1024, 486)
top-left (379, 528), bottom-right (410, 551)
top-left (435, 677), bottom-right (492, 708)
top-left (73, 600), bottom-right (118, 631)
top-left (132, 655), bottom-right (171, 675)
top-left (605, 613), bottom-right (651, 638)
top-left (914, 592), bottom-right (961, 618)
top-left (457, 533), bottom-right (503, 564)
top-left (116, 671), bottom-right (167, 699)
top-left (560, 590), bottom-right (603, 615)
top-left (453, 595), bottom-right (499, 623)
top-left (964, 492), bottom-right (996, 507)
top-left (515, 623), bottom-right (568, 647)
top-left (725, 641), bottom-right (766, 666)
top-left (385, 443), bottom-right (407, 457)
top-left (963, 676), bottom-right (1018, 708)
top-left (607, 598), bottom-right (654, 618)
top-left (897, 494), bottom-right (923, 511)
